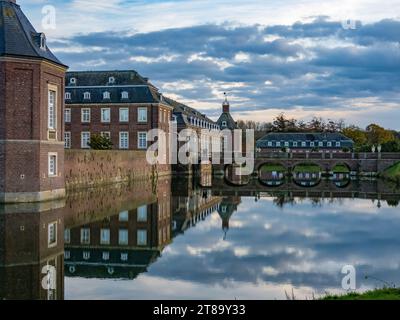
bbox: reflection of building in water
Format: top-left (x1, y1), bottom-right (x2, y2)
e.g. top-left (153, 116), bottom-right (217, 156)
top-left (64, 192), bottom-right (171, 279)
top-left (217, 197), bottom-right (241, 240)
top-left (0, 202), bottom-right (65, 300)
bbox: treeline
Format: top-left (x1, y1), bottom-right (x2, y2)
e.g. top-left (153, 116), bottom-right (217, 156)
top-left (237, 113), bottom-right (400, 152)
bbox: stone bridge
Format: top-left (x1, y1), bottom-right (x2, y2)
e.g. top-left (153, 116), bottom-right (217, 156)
top-left (213, 152), bottom-right (400, 176)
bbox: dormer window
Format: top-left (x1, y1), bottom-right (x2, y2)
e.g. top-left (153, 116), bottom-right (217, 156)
top-left (222, 121), bottom-right (227, 127)
top-left (65, 92), bottom-right (71, 100)
top-left (39, 33), bottom-right (46, 50)
top-left (121, 91), bottom-right (129, 99)
top-left (70, 77), bottom-right (76, 85)
top-left (103, 91), bottom-right (110, 99)
top-left (83, 92), bottom-right (91, 100)
top-left (108, 77), bottom-right (115, 84)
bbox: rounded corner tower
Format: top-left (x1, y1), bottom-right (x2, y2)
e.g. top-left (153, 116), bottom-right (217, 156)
top-left (0, 0), bottom-right (68, 203)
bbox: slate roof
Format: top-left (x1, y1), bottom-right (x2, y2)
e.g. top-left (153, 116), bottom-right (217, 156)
top-left (256, 132), bottom-right (354, 148)
top-left (217, 112), bottom-right (238, 130)
top-left (0, 0), bottom-right (66, 67)
top-left (66, 70), bottom-right (151, 87)
top-left (163, 96), bottom-right (218, 127)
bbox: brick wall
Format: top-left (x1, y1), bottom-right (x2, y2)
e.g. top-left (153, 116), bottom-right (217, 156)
top-left (64, 149), bottom-right (171, 190)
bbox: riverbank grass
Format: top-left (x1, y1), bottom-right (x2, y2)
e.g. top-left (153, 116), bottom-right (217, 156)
top-left (381, 161), bottom-right (400, 183)
top-left (322, 288), bottom-right (400, 300)
top-left (293, 164), bottom-right (321, 173)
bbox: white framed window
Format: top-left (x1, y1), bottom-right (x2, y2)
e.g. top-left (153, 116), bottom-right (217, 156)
top-left (119, 211), bottom-right (129, 221)
top-left (83, 92), bottom-right (91, 100)
top-left (64, 132), bottom-right (71, 149)
top-left (108, 76), bottom-right (115, 84)
top-left (81, 108), bottom-right (90, 123)
top-left (119, 108), bottom-right (129, 122)
top-left (310, 142), bottom-right (315, 147)
top-left (64, 229), bottom-right (71, 244)
top-left (138, 107), bottom-right (148, 122)
top-left (137, 230), bottom-right (147, 246)
top-left (69, 77), bottom-right (76, 85)
top-left (284, 141), bottom-right (289, 147)
top-left (80, 228), bottom-right (90, 244)
top-left (65, 92), bottom-right (71, 100)
top-left (267, 141), bottom-right (273, 147)
top-left (48, 153), bottom-right (57, 176)
top-left (102, 252), bottom-right (110, 261)
top-left (101, 108), bottom-right (111, 123)
top-left (121, 253), bottom-right (128, 261)
top-left (48, 89), bottom-right (56, 130)
top-left (119, 132), bottom-right (129, 149)
top-left (138, 132), bottom-right (147, 149)
top-left (222, 121), bottom-right (227, 127)
top-left (65, 251), bottom-right (70, 259)
top-left (101, 131), bottom-right (111, 139)
top-left (293, 141), bottom-right (298, 147)
top-left (100, 229), bottom-right (110, 245)
top-left (301, 141), bottom-right (307, 147)
top-left (121, 91), bottom-right (129, 99)
top-left (65, 108), bottom-right (71, 123)
top-left (103, 91), bottom-right (110, 99)
top-left (336, 141), bottom-right (341, 147)
top-left (276, 141), bottom-right (281, 147)
top-left (81, 132), bottom-right (90, 149)
top-left (48, 222), bottom-right (57, 247)
top-left (319, 141), bottom-right (324, 147)
top-left (327, 141), bottom-right (332, 147)
top-left (137, 205), bottom-right (147, 222)
top-left (83, 251), bottom-right (90, 260)
top-left (119, 229), bottom-right (129, 245)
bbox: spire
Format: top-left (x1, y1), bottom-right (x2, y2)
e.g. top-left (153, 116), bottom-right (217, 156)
top-left (222, 92), bottom-right (230, 113)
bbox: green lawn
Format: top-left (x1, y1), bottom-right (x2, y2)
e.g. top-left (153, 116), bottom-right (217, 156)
top-left (332, 164), bottom-right (350, 173)
top-left (322, 288), bottom-right (400, 300)
top-left (259, 164), bottom-right (286, 172)
top-left (293, 164), bottom-right (321, 173)
top-left (381, 161), bottom-right (400, 182)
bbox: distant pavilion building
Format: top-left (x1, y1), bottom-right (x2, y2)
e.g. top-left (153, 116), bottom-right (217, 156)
top-left (256, 132), bottom-right (354, 153)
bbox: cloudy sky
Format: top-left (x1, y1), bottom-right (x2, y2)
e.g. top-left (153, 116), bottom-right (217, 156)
top-left (22, 0), bottom-right (400, 129)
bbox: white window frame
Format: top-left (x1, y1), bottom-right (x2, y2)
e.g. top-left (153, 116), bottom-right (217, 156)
top-left (327, 141), bottom-right (332, 147)
top-left (293, 141), bottom-right (298, 147)
top-left (121, 253), bottom-right (128, 261)
top-left (83, 92), bottom-right (91, 100)
top-left (65, 92), bottom-right (71, 100)
top-left (100, 228), bottom-right (110, 245)
top-left (119, 132), bottom-right (129, 149)
top-left (121, 91), bottom-right (129, 99)
top-left (48, 221), bottom-right (57, 247)
top-left (102, 252), bottom-right (110, 261)
top-left (137, 132), bottom-right (148, 149)
top-left (64, 131), bottom-right (71, 149)
top-left (336, 141), bottom-right (341, 147)
top-left (48, 88), bottom-right (57, 130)
top-left (65, 108), bottom-right (71, 123)
top-left (81, 108), bottom-right (90, 123)
top-left (101, 108), bottom-right (111, 123)
top-left (267, 141), bottom-right (273, 147)
top-left (310, 141), bottom-right (315, 147)
top-left (301, 141), bottom-right (307, 147)
top-left (48, 153), bottom-right (57, 177)
top-left (103, 91), bottom-right (110, 99)
top-left (284, 141), bottom-right (289, 147)
top-left (222, 121), bottom-right (227, 127)
top-left (319, 141), bottom-right (324, 147)
top-left (119, 108), bottom-right (129, 122)
top-left (119, 229), bottom-right (129, 246)
top-left (69, 77), bottom-right (76, 85)
top-left (80, 228), bottom-right (90, 244)
top-left (138, 107), bottom-right (148, 123)
top-left (276, 141), bottom-right (281, 147)
top-left (137, 230), bottom-right (147, 246)
top-left (108, 76), bottom-right (115, 84)
top-left (137, 205), bottom-right (147, 222)
top-left (81, 132), bottom-right (90, 149)
top-left (64, 229), bottom-right (71, 244)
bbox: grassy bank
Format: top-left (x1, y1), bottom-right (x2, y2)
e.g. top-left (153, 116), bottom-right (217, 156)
top-left (332, 164), bottom-right (350, 173)
top-left (322, 288), bottom-right (400, 300)
top-left (380, 161), bottom-right (400, 183)
top-left (293, 164), bottom-right (321, 173)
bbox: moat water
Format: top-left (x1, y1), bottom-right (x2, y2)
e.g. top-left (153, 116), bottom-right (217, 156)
top-left (1, 176), bottom-right (400, 300)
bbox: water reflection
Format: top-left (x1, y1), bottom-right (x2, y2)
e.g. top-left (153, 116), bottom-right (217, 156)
top-left (1, 175), bottom-right (400, 299)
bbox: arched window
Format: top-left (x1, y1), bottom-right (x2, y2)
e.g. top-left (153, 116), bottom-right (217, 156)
top-left (83, 92), bottom-right (91, 100)
top-left (103, 91), bottom-right (110, 99)
top-left (121, 91), bottom-right (129, 99)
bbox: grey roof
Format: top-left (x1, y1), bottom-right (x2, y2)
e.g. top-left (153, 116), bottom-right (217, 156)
top-left (0, 0), bottom-right (65, 67)
top-left (66, 70), bottom-right (152, 87)
top-left (217, 112), bottom-right (238, 130)
top-left (257, 132), bottom-right (354, 148)
top-left (163, 96), bottom-right (217, 127)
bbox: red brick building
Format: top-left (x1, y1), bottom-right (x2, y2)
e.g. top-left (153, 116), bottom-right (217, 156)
top-left (64, 71), bottom-right (173, 152)
top-left (0, 0), bottom-right (67, 203)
